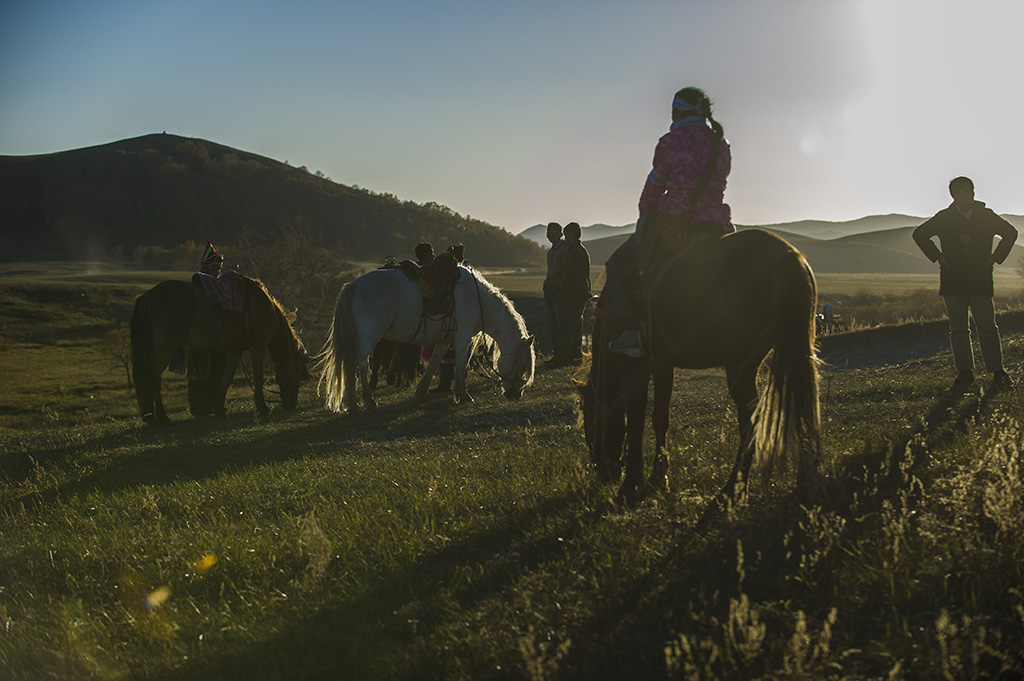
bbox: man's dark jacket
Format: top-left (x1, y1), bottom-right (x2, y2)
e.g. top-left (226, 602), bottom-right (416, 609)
top-left (912, 201), bottom-right (1017, 296)
top-left (559, 240), bottom-right (591, 305)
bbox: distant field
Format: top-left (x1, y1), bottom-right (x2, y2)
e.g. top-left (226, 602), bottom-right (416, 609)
top-left (3, 263), bottom-right (1021, 349)
top-left (816, 270), bottom-right (1022, 298)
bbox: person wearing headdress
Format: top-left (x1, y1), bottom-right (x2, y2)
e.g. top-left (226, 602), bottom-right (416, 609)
top-left (601, 87), bottom-right (735, 357)
top-left (188, 240), bottom-right (230, 415)
top-left (198, 241), bottom-right (223, 277)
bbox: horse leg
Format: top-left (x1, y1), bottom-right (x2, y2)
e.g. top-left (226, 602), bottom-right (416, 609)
top-left (706, 361), bottom-right (759, 518)
top-left (648, 366), bottom-right (674, 492)
top-left (139, 362), bottom-right (165, 424)
top-left (211, 351), bottom-right (243, 417)
top-left (415, 343), bottom-right (447, 403)
top-left (368, 342), bottom-right (381, 390)
top-left (617, 368), bottom-right (651, 505)
top-left (596, 401), bottom-right (625, 483)
top-left (250, 348), bottom-right (269, 418)
top-left (151, 340), bottom-right (184, 424)
top-left (359, 360), bottom-right (377, 409)
top-left (453, 339), bottom-right (473, 404)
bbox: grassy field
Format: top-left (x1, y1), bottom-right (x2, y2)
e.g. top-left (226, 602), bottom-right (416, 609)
top-left (2, 266), bottom-right (1024, 679)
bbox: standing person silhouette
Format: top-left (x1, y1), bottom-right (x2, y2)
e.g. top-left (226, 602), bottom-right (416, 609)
top-left (542, 222), bottom-right (565, 356)
top-left (913, 176), bottom-right (1017, 388)
top-left (548, 222), bottom-right (590, 367)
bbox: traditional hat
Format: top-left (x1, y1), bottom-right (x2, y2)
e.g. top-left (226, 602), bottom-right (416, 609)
top-left (200, 241), bottom-right (223, 273)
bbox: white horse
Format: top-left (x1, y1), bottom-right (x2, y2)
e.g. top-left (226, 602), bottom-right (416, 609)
top-left (317, 265), bottom-right (535, 412)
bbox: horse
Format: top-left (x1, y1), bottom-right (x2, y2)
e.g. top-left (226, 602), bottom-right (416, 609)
top-left (130, 275), bottom-right (311, 423)
top-left (317, 265), bottom-right (535, 413)
top-left (578, 229), bottom-right (823, 511)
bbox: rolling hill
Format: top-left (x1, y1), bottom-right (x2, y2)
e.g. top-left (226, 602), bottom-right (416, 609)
top-left (580, 224), bottom-right (1024, 276)
top-left (521, 213), bottom-right (1024, 247)
top-left (0, 134), bottom-right (545, 267)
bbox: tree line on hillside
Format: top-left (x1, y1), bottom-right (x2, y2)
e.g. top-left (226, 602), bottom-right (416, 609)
top-left (0, 134), bottom-right (544, 267)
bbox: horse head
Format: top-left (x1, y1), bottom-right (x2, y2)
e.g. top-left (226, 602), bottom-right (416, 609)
top-left (499, 334), bottom-right (535, 401)
top-left (275, 346), bottom-right (311, 411)
top-left (576, 329), bottom-right (627, 483)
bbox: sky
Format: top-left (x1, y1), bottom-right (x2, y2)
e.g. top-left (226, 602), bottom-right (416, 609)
top-left (3, 0), bottom-right (1024, 234)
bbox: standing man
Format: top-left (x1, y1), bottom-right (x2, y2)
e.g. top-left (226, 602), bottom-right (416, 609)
top-left (550, 222), bottom-right (591, 366)
top-left (542, 222), bottom-right (565, 357)
top-left (913, 176), bottom-right (1017, 388)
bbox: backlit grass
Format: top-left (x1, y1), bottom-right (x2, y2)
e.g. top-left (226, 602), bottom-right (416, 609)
top-left (2, 268), bottom-right (1023, 679)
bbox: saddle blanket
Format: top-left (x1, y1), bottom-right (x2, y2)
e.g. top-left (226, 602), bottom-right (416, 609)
top-left (196, 270), bottom-right (249, 314)
top-left (400, 252), bottom-right (461, 316)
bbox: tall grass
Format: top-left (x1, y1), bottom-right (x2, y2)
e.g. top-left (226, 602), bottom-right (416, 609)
top-left (2, 271), bottom-right (1023, 679)
top-left (817, 287), bottom-right (1019, 333)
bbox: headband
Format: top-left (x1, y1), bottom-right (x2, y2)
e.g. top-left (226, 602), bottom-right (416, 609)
top-left (672, 96), bottom-right (700, 112)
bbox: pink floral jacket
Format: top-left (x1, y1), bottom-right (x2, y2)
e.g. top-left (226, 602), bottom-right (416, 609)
top-left (637, 118), bottom-right (734, 234)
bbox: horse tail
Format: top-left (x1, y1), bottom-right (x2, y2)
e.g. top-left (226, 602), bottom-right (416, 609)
top-left (753, 247), bottom-right (823, 497)
top-left (317, 283), bottom-right (356, 412)
top-left (130, 294), bottom-right (154, 419)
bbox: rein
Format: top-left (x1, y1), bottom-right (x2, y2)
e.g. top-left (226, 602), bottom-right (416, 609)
top-left (239, 357), bottom-right (282, 398)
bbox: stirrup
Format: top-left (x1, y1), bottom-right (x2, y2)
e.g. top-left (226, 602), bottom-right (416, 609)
top-left (608, 329), bottom-right (645, 358)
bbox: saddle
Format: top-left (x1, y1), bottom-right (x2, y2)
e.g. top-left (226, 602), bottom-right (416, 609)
top-left (194, 270), bottom-right (249, 314)
top-left (636, 222), bottom-right (721, 305)
top-left (400, 252), bottom-right (462, 316)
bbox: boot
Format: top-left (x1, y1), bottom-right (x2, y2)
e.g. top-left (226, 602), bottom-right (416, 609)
top-left (608, 329), bottom-right (645, 358)
top-left (431, 363), bottom-right (454, 393)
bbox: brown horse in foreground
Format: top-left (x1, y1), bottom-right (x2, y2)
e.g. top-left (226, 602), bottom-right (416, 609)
top-left (578, 229), bottom-right (823, 511)
top-left (130, 276), bottom-right (310, 423)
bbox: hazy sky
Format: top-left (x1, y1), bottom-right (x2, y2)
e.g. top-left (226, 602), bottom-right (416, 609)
top-left (3, 0), bottom-right (1023, 233)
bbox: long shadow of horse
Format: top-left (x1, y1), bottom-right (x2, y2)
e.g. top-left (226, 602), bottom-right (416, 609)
top-left (3, 376), bottom-right (582, 512)
top-left (530, 380), bottom-right (1016, 679)
top-left (157, 491), bottom-right (613, 680)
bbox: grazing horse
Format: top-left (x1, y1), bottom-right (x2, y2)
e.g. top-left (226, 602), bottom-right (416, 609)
top-left (578, 229), bottom-right (823, 510)
top-left (130, 276), bottom-right (310, 423)
top-left (317, 265), bottom-right (535, 413)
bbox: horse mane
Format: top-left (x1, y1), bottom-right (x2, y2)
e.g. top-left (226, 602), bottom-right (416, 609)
top-left (244, 275), bottom-right (307, 361)
top-left (465, 266), bottom-right (529, 339)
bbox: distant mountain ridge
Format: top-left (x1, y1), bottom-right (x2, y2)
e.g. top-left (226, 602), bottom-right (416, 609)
top-left (519, 222), bottom-right (637, 245)
top-left (521, 213), bottom-right (1024, 246)
top-left (0, 133), bottom-right (545, 266)
top-left (578, 222), bottom-right (1024, 277)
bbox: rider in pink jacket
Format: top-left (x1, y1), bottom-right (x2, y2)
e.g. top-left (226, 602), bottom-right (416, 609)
top-left (603, 87), bottom-right (734, 357)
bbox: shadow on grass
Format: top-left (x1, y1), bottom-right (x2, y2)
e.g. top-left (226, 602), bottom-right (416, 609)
top-left (2, 380), bottom-right (580, 511)
top-left (159, 491), bottom-right (612, 680)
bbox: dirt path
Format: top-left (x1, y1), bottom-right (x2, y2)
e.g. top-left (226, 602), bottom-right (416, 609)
top-left (818, 309), bottom-right (1024, 372)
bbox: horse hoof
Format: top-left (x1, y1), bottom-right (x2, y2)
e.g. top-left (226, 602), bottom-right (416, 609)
top-left (617, 483), bottom-right (647, 507)
top-left (456, 392), bottom-right (474, 404)
top-left (648, 475), bottom-right (669, 495)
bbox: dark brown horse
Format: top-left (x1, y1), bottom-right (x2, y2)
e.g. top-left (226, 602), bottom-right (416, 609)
top-left (578, 229), bottom-right (823, 510)
top-left (130, 276), bottom-right (310, 423)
